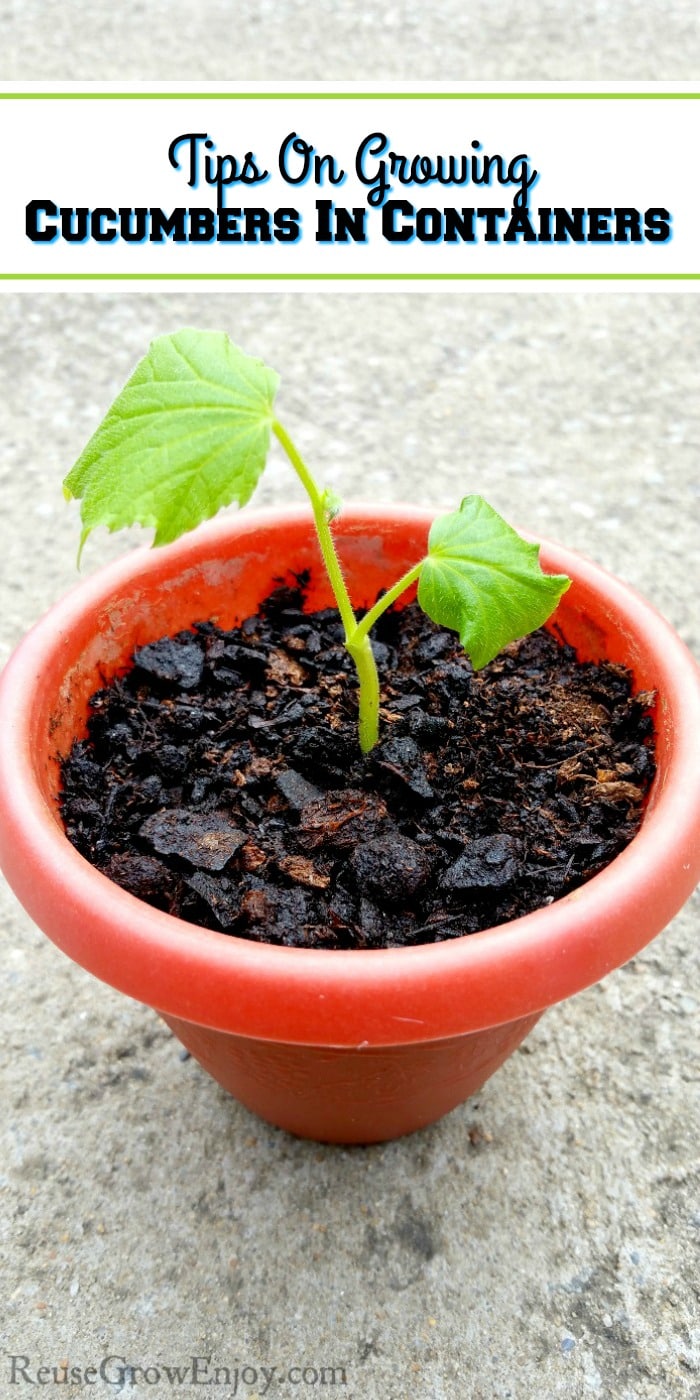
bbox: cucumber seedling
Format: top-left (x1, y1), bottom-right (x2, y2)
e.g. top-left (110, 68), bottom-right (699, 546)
top-left (64, 329), bottom-right (571, 753)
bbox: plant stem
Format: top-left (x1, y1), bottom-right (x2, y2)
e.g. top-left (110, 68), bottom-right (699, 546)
top-left (352, 561), bottom-right (425, 644)
top-left (272, 420), bottom-right (428, 753)
top-left (273, 418), bottom-right (383, 751)
top-left (346, 634), bottom-right (381, 753)
top-left (272, 420), bottom-right (357, 639)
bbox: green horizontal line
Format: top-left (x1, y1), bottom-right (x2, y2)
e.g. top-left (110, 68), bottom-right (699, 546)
top-left (0, 92), bottom-right (698, 101)
top-left (1, 272), bottom-right (697, 282)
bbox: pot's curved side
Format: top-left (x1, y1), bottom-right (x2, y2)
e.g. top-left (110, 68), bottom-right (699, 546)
top-left (161, 1011), bottom-right (543, 1143)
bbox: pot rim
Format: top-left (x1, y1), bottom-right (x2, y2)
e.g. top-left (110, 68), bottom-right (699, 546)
top-left (1, 504), bottom-right (699, 1047)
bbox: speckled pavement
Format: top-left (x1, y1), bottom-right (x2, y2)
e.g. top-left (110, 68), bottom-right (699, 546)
top-left (2, 0), bottom-right (700, 81)
top-left (0, 293), bottom-right (698, 1399)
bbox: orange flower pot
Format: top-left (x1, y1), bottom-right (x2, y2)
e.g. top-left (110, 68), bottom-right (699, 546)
top-left (0, 507), bottom-right (698, 1143)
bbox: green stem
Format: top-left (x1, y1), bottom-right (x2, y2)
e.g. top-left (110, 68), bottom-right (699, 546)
top-left (346, 635), bottom-right (381, 753)
top-left (273, 417), bottom-right (382, 752)
top-left (352, 561), bottom-right (425, 645)
top-left (348, 563), bottom-right (425, 751)
top-left (272, 421), bottom-right (429, 753)
top-left (272, 419), bottom-right (357, 639)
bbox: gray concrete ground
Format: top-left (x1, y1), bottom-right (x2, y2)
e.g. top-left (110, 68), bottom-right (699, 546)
top-left (0, 294), bottom-right (698, 1399)
top-left (2, 0), bottom-right (700, 80)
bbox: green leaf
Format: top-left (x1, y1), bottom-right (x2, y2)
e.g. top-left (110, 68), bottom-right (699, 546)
top-left (417, 495), bottom-right (571, 670)
top-left (63, 328), bottom-right (279, 548)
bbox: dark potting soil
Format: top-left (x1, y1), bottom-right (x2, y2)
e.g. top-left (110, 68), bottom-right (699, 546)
top-left (59, 578), bottom-right (656, 950)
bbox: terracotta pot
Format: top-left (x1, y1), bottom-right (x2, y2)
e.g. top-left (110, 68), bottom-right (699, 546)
top-left (0, 507), bottom-right (698, 1144)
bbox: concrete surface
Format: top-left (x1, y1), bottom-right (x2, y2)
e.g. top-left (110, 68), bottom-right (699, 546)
top-left (2, 0), bottom-right (700, 81)
top-left (0, 293), bottom-right (698, 1399)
